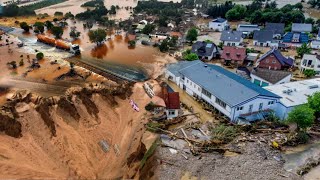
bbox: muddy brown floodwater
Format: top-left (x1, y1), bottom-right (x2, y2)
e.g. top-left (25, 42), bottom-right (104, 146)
top-left (36, 0), bottom-right (182, 20)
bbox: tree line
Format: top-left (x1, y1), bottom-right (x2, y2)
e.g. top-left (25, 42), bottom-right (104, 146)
top-left (1, 0), bottom-right (66, 17)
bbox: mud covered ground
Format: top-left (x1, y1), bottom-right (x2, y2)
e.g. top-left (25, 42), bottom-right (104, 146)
top-left (153, 141), bottom-right (301, 180)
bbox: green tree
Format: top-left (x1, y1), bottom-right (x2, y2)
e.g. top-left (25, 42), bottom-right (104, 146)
top-left (303, 69), bottom-right (316, 78)
top-left (88, 28), bottom-right (107, 46)
top-left (36, 52), bottom-right (44, 60)
top-left (128, 40), bottom-right (136, 47)
top-left (45, 21), bottom-right (54, 30)
top-left (20, 22), bottom-right (30, 32)
top-left (287, 105), bottom-right (315, 131)
top-left (7, 61), bottom-right (17, 69)
top-left (69, 29), bottom-right (81, 39)
top-left (226, 5), bottom-right (246, 21)
top-left (19, 59), bottom-right (24, 66)
top-left (184, 53), bottom-right (198, 61)
top-left (54, 11), bottom-right (63, 16)
top-left (3, 4), bottom-right (19, 17)
top-left (142, 24), bottom-right (155, 35)
top-left (308, 92), bottom-right (320, 118)
top-left (297, 43), bottom-right (311, 57)
top-left (110, 5), bottom-right (117, 14)
top-left (33, 22), bottom-right (45, 33)
top-left (186, 28), bottom-right (198, 42)
top-left (51, 26), bottom-right (63, 38)
top-left (159, 39), bottom-right (170, 52)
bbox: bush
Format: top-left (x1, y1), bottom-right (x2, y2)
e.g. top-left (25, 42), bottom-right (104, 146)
top-left (303, 69), bottom-right (316, 78)
top-left (54, 11), bottom-right (64, 16)
top-left (211, 125), bottom-right (238, 143)
top-left (36, 52), bottom-right (44, 60)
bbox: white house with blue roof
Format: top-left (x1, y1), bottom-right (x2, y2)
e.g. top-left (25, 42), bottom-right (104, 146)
top-left (209, 18), bottom-right (228, 32)
top-left (165, 60), bottom-right (281, 123)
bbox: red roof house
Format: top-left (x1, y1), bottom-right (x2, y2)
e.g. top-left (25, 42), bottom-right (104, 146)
top-left (221, 46), bottom-right (246, 65)
top-left (162, 85), bottom-right (180, 119)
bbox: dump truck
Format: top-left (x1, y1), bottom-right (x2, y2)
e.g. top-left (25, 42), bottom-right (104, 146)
top-left (37, 35), bottom-right (80, 55)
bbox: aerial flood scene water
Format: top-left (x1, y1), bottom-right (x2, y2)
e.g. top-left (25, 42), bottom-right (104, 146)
top-left (1, 0), bottom-right (320, 179)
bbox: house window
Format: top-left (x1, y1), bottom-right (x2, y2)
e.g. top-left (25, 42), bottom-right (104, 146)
top-left (202, 88), bottom-right (211, 98)
top-left (194, 84), bottom-right (196, 88)
top-left (187, 79), bottom-right (189, 83)
top-left (237, 106), bottom-right (243, 111)
top-left (268, 101), bottom-right (274, 105)
top-left (249, 104), bottom-right (253, 113)
top-left (168, 110), bottom-right (175, 115)
top-left (198, 87), bottom-right (201, 91)
top-left (266, 59), bottom-right (269, 63)
top-left (215, 97), bottom-right (227, 109)
top-left (272, 60), bottom-right (276, 64)
top-left (259, 103), bottom-right (263, 111)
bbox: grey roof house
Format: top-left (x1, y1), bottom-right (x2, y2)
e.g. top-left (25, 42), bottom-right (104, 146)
top-left (191, 41), bottom-right (218, 60)
top-left (292, 23), bottom-right (312, 33)
top-left (220, 30), bottom-right (243, 46)
top-left (253, 30), bottom-right (273, 42)
top-left (237, 24), bottom-right (260, 35)
top-left (265, 23), bottom-right (285, 36)
top-left (253, 30), bottom-right (278, 47)
top-left (165, 60), bottom-right (281, 123)
top-left (251, 68), bottom-right (292, 87)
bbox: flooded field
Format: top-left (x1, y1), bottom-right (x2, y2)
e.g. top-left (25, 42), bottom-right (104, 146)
top-left (36, 0), bottom-right (182, 20)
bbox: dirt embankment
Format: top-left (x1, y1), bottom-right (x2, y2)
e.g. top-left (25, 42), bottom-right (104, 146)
top-left (0, 82), bottom-right (151, 179)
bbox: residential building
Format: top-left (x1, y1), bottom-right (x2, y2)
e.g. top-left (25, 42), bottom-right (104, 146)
top-left (237, 24), bottom-right (260, 36)
top-left (265, 79), bottom-right (320, 119)
top-left (256, 48), bottom-right (294, 70)
top-left (292, 23), bottom-right (312, 33)
top-left (251, 68), bottom-right (292, 87)
top-left (220, 30), bottom-right (243, 46)
top-left (300, 54), bottom-right (320, 75)
top-left (162, 86), bottom-right (180, 119)
top-left (165, 60), bottom-right (280, 123)
top-left (209, 18), bottom-right (228, 32)
top-left (282, 23), bottom-right (311, 47)
top-left (311, 40), bottom-right (320, 49)
top-left (191, 41), bottom-right (218, 60)
top-left (221, 46), bottom-right (246, 65)
top-left (265, 23), bottom-right (285, 39)
top-left (283, 32), bottom-right (309, 47)
top-left (253, 30), bottom-right (278, 47)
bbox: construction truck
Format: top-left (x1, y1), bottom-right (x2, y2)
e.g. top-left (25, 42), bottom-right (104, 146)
top-left (37, 35), bottom-right (80, 55)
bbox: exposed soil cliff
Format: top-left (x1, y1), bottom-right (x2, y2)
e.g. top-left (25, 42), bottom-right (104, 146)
top-left (0, 82), bottom-right (152, 179)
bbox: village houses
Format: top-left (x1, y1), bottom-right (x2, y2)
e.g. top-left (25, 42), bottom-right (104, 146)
top-left (265, 79), bottom-right (320, 120)
top-left (256, 48), bottom-right (294, 70)
top-left (300, 54), bottom-right (320, 75)
top-left (220, 30), bottom-right (243, 46)
top-left (208, 18), bottom-right (229, 32)
top-left (191, 41), bottom-right (219, 60)
top-left (165, 60), bottom-right (281, 123)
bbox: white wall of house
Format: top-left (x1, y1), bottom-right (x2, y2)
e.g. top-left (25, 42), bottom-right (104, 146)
top-left (311, 41), bottom-right (320, 49)
top-left (165, 109), bottom-right (179, 119)
top-left (209, 21), bottom-right (228, 32)
top-left (231, 96), bottom-right (279, 122)
top-left (253, 41), bottom-right (278, 47)
top-left (273, 103), bottom-right (294, 120)
top-left (251, 74), bottom-right (292, 87)
top-left (182, 76), bottom-right (278, 121)
top-left (223, 40), bottom-right (242, 46)
top-left (300, 54), bottom-right (320, 75)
